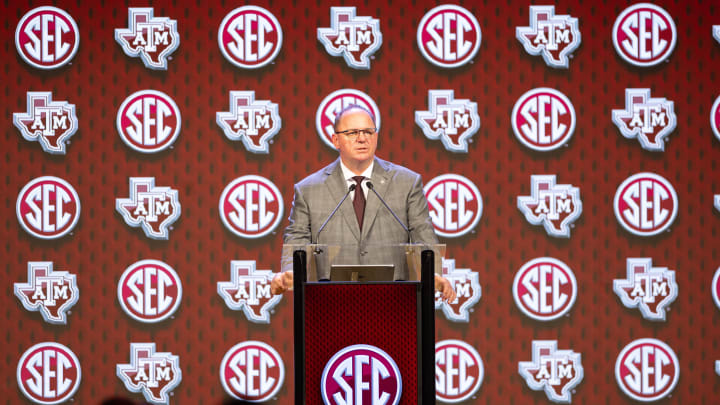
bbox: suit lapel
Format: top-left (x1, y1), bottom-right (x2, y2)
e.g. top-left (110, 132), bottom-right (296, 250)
top-left (361, 158), bottom-right (392, 240)
top-left (324, 159), bottom-right (361, 242)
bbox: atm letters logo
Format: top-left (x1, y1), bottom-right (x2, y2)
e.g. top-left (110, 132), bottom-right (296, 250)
top-left (116, 177), bottom-right (181, 240)
top-left (517, 175), bottom-right (582, 238)
top-left (216, 91), bottom-right (281, 154)
top-left (14, 92), bottom-right (78, 154)
top-left (317, 7), bottom-right (382, 69)
top-left (117, 343), bottom-right (181, 405)
top-left (115, 8), bottom-right (179, 70)
top-left (435, 258), bottom-right (481, 322)
top-left (612, 88), bottom-right (676, 152)
top-left (415, 90), bottom-right (480, 153)
top-left (15, 262), bottom-right (79, 325)
top-left (613, 258), bottom-right (678, 321)
top-left (217, 260), bottom-right (281, 324)
top-left (516, 6), bottom-right (581, 69)
top-left (518, 340), bottom-right (583, 403)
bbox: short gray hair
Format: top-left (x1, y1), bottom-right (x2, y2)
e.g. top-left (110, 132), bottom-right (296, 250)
top-left (333, 104), bottom-right (377, 132)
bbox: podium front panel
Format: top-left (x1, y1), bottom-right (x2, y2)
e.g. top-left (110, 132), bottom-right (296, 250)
top-left (304, 282), bottom-right (419, 404)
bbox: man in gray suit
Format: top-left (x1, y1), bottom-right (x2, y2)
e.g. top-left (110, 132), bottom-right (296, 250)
top-left (271, 105), bottom-right (454, 301)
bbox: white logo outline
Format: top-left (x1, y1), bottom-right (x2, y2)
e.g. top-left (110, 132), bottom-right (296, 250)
top-left (116, 342), bottom-right (182, 405)
top-left (512, 257), bottom-right (578, 322)
top-left (612, 88), bottom-right (676, 151)
top-left (415, 89), bottom-right (480, 153)
top-left (615, 338), bottom-right (679, 402)
top-left (516, 5), bottom-right (581, 69)
top-left (435, 339), bottom-right (484, 403)
top-left (511, 88), bottom-right (576, 152)
top-left (17, 342), bottom-right (82, 404)
top-left (435, 258), bottom-right (481, 323)
top-left (219, 175), bottom-right (284, 239)
top-left (711, 267), bottom-right (720, 311)
top-left (13, 91), bottom-right (78, 154)
top-left (219, 340), bottom-right (285, 401)
top-left (612, 3), bottom-right (677, 67)
top-left (116, 89), bottom-right (182, 154)
top-left (115, 177), bottom-right (181, 240)
top-left (518, 340), bottom-right (583, 403)
top-left (517, 175), bottom-right (582, 238)
top-left (416, 4), bottom-right (481, 68)
top-left (16, 176), bottom-right (81, 240)
top-left (216, 90), bottom-right (281, 154)
top-left (424, 173), bottom-right (483, 238)
top-left (217, 5), bottom-right (283, 69)
top-left (114, 7), bottom-right (180, 70)
top-left (117, 259), bottom-right (183, 324)
top-left (14, 261), bottom-right (79, 325)
top-left (613, 258), bottom-right (678, 321)
top-left (317, 7), bottom-right (382, 70)
top-left (613, 172), bottom-right (678, 237)
top-left (711, 95), bottom-right (720, 142)
top-left (15, 6), bottom-right (80, 70)
top-left (217, 260), bottom-right (282, 324)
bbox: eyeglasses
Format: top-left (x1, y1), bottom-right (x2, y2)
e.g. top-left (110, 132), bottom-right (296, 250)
top-left (335, 128), bottom-right (377, 139)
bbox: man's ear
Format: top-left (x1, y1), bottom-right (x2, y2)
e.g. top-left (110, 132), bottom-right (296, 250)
top-left (331, 134), bottom-right (340, 148)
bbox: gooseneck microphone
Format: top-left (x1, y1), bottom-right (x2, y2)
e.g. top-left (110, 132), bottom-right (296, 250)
top-left (313, 183), bottom-right (357, 247)
top-left (366, 182), bottom-right (412, 243)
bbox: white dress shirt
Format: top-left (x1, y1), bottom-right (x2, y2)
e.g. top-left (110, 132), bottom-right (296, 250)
top-left (339, 160), bottom-right (374, 201)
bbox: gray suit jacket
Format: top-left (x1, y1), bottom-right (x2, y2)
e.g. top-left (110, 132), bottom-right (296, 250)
top-left (284, 157), bottom-right (438, 279)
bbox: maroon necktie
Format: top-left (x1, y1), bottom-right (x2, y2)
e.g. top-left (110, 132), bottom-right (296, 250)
top-left (352, 176), bottom-right (366, 230)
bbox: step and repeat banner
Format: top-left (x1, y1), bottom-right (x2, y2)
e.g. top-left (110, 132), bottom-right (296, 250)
top-left (2, 0), bottom-right (720, 404)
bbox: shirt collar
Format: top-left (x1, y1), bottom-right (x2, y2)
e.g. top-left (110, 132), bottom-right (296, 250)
top-left (339, 159), bottom-right (374, 181)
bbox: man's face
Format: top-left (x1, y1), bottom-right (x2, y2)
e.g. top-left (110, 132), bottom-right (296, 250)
top-left (332, 109), bottom-right (378, 168)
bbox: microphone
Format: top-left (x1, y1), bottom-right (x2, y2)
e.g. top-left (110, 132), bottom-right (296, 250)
top-left (314, 183), bottom-right (357, 247)
top-left (366, 182), bottom-right (412, 243)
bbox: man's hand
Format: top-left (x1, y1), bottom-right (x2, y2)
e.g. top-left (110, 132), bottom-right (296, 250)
top-left (435, 274), bottom-right (456, 303)
top-left (271, 271), bottom-right (294, 295)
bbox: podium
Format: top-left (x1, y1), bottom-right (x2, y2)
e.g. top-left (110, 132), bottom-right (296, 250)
top-left (282, 244), bottom-right (444, 405)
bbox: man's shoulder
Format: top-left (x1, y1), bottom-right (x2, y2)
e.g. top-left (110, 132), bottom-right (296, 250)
top-left (295, 160), bottom-right (339, 189)
top-left (376, 157), bottom-right (422, 183)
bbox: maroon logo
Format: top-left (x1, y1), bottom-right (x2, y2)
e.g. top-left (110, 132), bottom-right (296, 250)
top-left (14, 262), bottom-right (79, 325)
top-left (17, 342), bottom-right (82, 404)
top-left (114, 8), bottom-right (180, 70)
top-left (220, 341), bottom-right (285, 401)
top-left (13, 92), bottom-right (78, 154)
top-left (15, 7), bottom-right (79, 69)
top-left (116, 90), bottom-right (182, 153)
top-left (16, 176), bottom-right (81, 240)
top-left (321, 344), bottom-right (402, 405)
top-left (117, 260), bottom-right (182, 323)
top-left (116, 343), bottom-right (181, 404)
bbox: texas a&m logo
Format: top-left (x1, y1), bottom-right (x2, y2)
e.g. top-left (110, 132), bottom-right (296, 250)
top-left (115, 8), bottom-right (180, 70)
top-left (513, 258), bottom-right (577, 322)
top-left (614, 172), bottom-right (678, 236)
top-left (117, 343), bottom-right (181, 405)
top-left (614, 258), bottom-right (678, 321)
top-left (14, 92), bottom-right (78, 154)
top-left (15, 7), bottom-right (79, 69)
top-left (435, 258), bottom-right (481, 323)
top-left (615, 338), bottom-right (679, 401)
top-left (117, 90), bottom-right (181, 153)
top-left (512, 88), bottom-right (576, 151)
top-left (14, 262), bottom-right (79, 325)
top-left (518, 175), bottom-right (582, 238)
top-left (219, 175), bottom-right (283, 239)
top-left (424, 174), bottom-right (482, 238)
top-left (118, 260), bottom-right (182, 323)
top-left (518, 340), bottom-right (583, 403)
top-left (218, 6), bottom-right (283, 69)
top-left (17, 342), bottom-right (81, 405)
top-left (116, 177), bottom-right (181, 240)
top-left (715, 194), bottom-right (720, 213)
top-left (216, 91), bottom-right (281, 154)
top-left (435, 339), bottom-right (484, 403)
top-left (417, 5), bottom-right (481, 68)
top-left (612, 88), bottom-right (676, 151)
top-left (714, 25), bottom-right (720, 45)
top-left (711, 95), bottom-right (720, 142)
top-left (711, 267), bottom-right (720, 311)
top-left (17, 176), bottom-right (81, 240)
top-left (217, 260), bottom-right (281, 324)
top-left (516, 6), bottom-right (581, 69)
top-left (317, 7), bottom-right (382, 70)
top-left (612, 3), bottom-right (676, 67)
top-left (316, 89), bottom-right (381, 149)
top-left (415, 90), bottom-right (480, 153)
top-left (220, 341), bottom-right (285, 402)
top-left (321, 344), bottom-right (401, 405)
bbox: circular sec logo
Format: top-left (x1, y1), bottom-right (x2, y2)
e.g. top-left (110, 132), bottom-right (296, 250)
top-left (712, 267), bottom-right (720, 311)
top-left (435, 340), bottom-right (484, 403)
top-left (116, 90), bottom-right (182, 153)
top-left (615, 338), bottom-right (679, 401)
top-left (218, 6), bottom-right (283, 69)
top-left (118, 259), bottom-right (182, 323)
top-left (511, 88), bottom-right (576, 151)
top-left (321, 344), bottom-right (402, 405)
top-left (315, 89), bottom-right (381, 150)
top-left (513, 257), bottom-right (577, 321)
top-left (711, 95), bottom-right (720, 142)
top-left (220, 341), bottom-right (285, 402)
top-left (614, 172), bottom-right (678, 237)
top-left (417, 5), bottom-right (481, 68)
top-left (219, 175), bottom-right (283, 239)
top-left (424, 174), bottom-right (483, 238)
top-left (612, 3), bottom-right (676, 67)
top-left (16, 176), bottom-right (81, 240)
top-left (15, 7), bottom-right (80, 70)
top-left (17, 342), bottom-right (82, 404)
